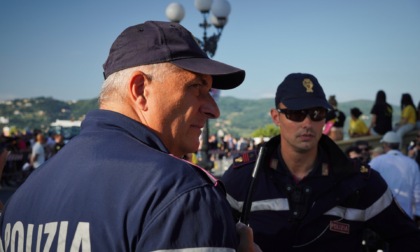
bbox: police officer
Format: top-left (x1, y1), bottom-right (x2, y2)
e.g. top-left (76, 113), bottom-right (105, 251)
top-left (0, 21), bottom-right (260, 251)
top-left (221, 73), bottom-right (420, 252)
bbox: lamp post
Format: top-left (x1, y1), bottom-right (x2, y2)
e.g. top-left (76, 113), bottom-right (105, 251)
top-left (166, 0), bottom-right (231, 171)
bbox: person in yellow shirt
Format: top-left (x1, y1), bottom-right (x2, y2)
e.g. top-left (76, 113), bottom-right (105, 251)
top-left (349, 107), bottom-right (370, 138)
top-left (395, 93), bottom-right (417, 141)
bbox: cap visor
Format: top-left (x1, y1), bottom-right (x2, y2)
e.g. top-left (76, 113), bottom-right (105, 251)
top-left (172, 58), bottom-right (245, 90)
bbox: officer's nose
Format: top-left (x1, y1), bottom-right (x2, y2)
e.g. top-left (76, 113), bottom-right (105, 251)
top-left (301, 114), bottom-right (315, 127)
top-left (202, 92), bottom-right (220, 119)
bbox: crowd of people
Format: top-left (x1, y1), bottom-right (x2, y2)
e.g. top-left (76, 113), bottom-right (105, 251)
top-left (0, 129), bottom-right (65, 187)
top-left (0, 20), bottom-right (419, 251)
top-left (205, 134), bottom-right (262, 161)
top-left (325, 90), bottom-right (420, 143)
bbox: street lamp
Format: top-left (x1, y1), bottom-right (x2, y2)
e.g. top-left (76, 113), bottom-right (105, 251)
top-left (165, 0), bottom-right (231, 170)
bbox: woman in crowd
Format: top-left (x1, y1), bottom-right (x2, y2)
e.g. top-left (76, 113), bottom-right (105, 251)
top-left (349, 107), bottom-right (370, 138)
top-left (324, 95), bottom-right (346, 141)
top-left (395, 93), bottom-right (417, 141)
top-left (369, 90), bottom-right (393, 136)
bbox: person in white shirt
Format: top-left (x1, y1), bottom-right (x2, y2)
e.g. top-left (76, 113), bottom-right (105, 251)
top-left (30, 133), bottom-right (45, 169)
top-left (369, 131), bottom-right (420, 225)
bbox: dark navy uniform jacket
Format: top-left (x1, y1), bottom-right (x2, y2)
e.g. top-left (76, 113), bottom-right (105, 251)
top-left (221, 135), bottom-right (420, 252)
top-left (0, 110), bottom-right (238, 252)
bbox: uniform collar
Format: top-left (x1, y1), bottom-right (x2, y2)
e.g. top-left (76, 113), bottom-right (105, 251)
top-left (82, 109), bottom-right (169, 153)
top-left (386, 149), bottom-right (402, 156)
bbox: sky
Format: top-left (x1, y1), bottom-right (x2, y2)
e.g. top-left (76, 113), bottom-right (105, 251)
top-left (1, 0), bottom-right (419, 107)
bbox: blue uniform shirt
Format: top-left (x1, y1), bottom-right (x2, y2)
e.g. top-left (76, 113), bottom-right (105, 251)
top-left (0, 110), bottom-right (238, 251)
top-left (222, 135), bottom-right (420, 252)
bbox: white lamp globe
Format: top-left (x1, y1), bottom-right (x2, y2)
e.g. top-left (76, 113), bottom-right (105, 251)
top-left (195, 0), bottom-right (212, 13)
top-left (165, 3), bottom-right (185, 22)
top-left (211, 0), bottom-right (231, 18)
top-left (210, 14), bottom-right (227, 28)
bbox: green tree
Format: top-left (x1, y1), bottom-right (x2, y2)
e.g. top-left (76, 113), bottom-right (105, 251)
top-left (251, 124), bottom-right (279, 138)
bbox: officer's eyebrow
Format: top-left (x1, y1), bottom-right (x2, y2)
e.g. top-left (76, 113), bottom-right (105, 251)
top-left (189, 74), bottom-right (212, 89)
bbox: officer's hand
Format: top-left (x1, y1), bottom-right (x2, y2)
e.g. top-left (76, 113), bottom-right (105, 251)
top-left (236, 221), bottom-right (262, 252)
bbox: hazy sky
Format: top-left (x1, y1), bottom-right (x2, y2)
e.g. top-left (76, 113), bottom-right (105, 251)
top-left (1, 0), bottom-right (419, 106)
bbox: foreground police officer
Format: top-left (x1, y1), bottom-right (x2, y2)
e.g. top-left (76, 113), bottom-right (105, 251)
top-left (222, 73), bottom-right (420, 252)
top-left (0, 21), bottom-right (260, 251)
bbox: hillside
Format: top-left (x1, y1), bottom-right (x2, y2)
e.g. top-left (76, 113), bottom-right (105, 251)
top-left (0, 97), bottom-right (98, 131)
top-left (0, 96), bottom-right (401, 137)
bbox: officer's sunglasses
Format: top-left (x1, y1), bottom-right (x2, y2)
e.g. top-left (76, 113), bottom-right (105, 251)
top-left (277, 107), bottom-right (327, 122)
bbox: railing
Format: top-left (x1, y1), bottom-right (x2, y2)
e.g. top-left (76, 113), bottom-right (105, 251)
top-left (336, 130), bottom-right (418, 154)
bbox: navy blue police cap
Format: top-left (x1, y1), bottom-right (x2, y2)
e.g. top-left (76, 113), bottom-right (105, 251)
top-left (103, 21), bottom-right (245, 90)
top-left (275, 73), bottom-right (332, 110)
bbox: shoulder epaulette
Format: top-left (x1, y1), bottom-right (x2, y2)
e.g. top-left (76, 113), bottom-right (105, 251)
top-left (232, 150), bottom-right (258, 169)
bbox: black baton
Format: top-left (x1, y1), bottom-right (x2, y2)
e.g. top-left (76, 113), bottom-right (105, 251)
top-left (240, 145), bottom-right (267, 225)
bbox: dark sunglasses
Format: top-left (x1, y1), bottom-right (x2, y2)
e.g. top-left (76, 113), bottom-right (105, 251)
top-left (277, 108), bottom-right (327, 122)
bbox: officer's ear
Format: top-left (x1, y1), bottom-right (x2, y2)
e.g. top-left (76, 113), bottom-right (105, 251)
top-left (129, 71), bottom-right (148, 111)
top-left (271, 108), bottom-right (281, 126)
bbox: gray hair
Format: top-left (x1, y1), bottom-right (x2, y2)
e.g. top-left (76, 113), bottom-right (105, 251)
top-left (99, 63), bottom-right (181, 106)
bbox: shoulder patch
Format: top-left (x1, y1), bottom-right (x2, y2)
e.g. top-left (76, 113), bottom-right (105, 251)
top-left (360, 164), bottom-right (369, 174)
top-left (232, 150), bottom-right (258, 169)
top-left (356, 161), bottom-right (372, 178)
